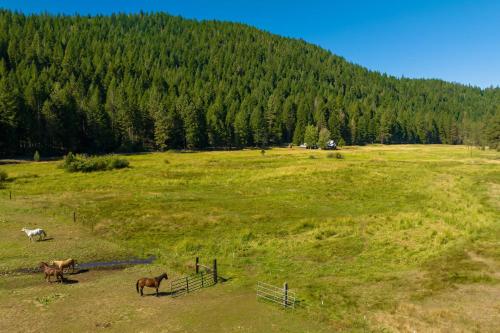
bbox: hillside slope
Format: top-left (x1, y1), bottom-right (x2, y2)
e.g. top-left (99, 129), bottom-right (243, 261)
top-left (0, 10), bottom-right (499, 155)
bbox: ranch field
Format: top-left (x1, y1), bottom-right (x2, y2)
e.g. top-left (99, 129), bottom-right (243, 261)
top-left (0, 145), bottom-right (499, 332)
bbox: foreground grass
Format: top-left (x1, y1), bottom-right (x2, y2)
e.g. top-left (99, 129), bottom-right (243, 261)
top-left (0, 145), bottom-right (499, 331)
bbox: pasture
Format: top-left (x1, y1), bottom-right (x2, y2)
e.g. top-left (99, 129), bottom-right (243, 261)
top-left (0, 145), bottom-right (499, 332)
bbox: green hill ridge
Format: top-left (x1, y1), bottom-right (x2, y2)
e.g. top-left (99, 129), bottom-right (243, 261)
top-left (0, 10), bottom-right (498, 155)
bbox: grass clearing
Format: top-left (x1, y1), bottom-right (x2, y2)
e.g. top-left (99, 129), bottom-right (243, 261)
top-left (0, 145), bottom-right (499, 331)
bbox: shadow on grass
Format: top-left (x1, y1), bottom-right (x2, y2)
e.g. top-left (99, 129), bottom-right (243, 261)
top-left (217, 275), bottom-right (231, 283)
top-left (45, 278), bottom-right (78, 284)
top-left (69, 269), bottom-right (89, 275)
top-left (141, 291), bottom-right (174, 297)
top-left (37, 237), bottom-right (54, 242)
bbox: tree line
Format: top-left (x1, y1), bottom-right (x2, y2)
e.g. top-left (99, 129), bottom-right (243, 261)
top-left (0, 10), bottom-right (498, 156)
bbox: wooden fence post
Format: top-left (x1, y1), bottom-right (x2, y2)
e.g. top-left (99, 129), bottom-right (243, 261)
top-left (9, 191), bottom-right (12, 200)
top-left (73, 211), bottom-right (76, 223)
top-left (195, 256), bottom-right (199, 274)
top-left (283, 282), bottom-right (288, 308)
top-left (201, 271), bottom-right (204, 288)
top-left (213, 259), bottom-right (217, 284)
top-left (185, 276), bottom-right (189, 293)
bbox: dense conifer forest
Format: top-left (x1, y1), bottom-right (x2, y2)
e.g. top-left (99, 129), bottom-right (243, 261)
top-left (0, 10), bottom-right (498, 156)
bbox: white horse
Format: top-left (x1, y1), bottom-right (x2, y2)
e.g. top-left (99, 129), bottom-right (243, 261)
top-left (21, 227), bottom-right (47, 241)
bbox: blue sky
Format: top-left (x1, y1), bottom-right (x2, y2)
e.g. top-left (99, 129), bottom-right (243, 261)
top-left (2, 0), bottom-right (499, 88)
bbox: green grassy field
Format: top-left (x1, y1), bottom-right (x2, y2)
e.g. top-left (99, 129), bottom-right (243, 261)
top-left (0, 145), bottom-right (499, 332)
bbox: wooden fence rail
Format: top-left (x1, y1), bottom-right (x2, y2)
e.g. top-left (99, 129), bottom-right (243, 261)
top-left (256, 281), bottom-right (295, 308)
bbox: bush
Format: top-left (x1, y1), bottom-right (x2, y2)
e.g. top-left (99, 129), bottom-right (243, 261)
top-left (260, 149), bottom-right (266, 156)
top-left (33, 150), bottom-right (41, 162)
top-left (335, 153), bottom-right (343, 159)
top-left (0, 170), bottom-right (7, 182)
top-left (62, 153), bottom-right (129, 173)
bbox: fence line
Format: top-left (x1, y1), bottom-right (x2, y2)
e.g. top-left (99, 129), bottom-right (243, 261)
top-left (256, 281), bottom-right (295, 308)
top-left (170, 258), bottom-right (218, 297)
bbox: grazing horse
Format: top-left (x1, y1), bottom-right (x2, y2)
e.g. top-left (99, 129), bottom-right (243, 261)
top-left (40, 262), bottom-right (64, 283)
top-left (50, 258), bottom-right (76, 273)
top-left (136, 273), bottom-right (168, 296)
top-left (21, 227), bottom-right (47, 242)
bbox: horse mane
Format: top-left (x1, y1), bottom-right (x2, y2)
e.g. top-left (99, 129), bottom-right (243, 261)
top-left (154, 273), bottom-right (167, 281)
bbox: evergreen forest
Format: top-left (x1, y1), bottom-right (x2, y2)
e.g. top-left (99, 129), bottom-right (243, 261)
top-left (0, 10), bottom-right (499, 156)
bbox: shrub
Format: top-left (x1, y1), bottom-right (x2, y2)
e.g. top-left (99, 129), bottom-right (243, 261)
top-left (33, 150), bottom-right (41, 162)
top-left (62, 153), bottom-right (129, 173)
top-left (109, 157), bottom-right (129, 169)
top-left (309, 155), bottom-right (316, 159)
top-left (164, 159), bottom-right (170, 164)
top-left (335, 153), bottom-right (343, 159)
top-left (0, 170), bottom-right (7, 182)
top-left (260, 149), bottom-right (266, 156)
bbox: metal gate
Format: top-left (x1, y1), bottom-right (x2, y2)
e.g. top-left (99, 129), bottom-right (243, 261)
top-left (170, 271), bottom-right (215, 297)
top-left (256, 281), bottom-right (296, 308)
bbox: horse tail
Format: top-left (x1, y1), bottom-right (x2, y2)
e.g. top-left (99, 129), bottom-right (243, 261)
top-left (136, 280), bottom-right (140, 293)
top-left (42, 230), bottom-right (47, 238)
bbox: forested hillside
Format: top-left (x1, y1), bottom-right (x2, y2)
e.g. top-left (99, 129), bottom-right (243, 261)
top-left (0, 10), bottom-right (498, 156)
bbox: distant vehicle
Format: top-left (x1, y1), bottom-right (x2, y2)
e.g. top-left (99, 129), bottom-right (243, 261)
top-left (325, 140), bottom-right (337, 150)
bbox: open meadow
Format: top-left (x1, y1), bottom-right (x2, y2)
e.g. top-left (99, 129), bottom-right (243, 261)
top-left (0, 145), bottom-right (499, 332)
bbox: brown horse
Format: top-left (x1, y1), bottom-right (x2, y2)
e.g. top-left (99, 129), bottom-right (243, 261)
top-left (136, 273), bottom-right (168, 296)
top-left (40, 262), bottom-right (64, 283)
top-left (50, 258), bottom-right (76, 273)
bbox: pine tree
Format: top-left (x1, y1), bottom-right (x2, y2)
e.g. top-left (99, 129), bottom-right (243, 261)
top-left (318, 127), bottom-right (331, 149)
top-left (0, 10), bottom-right (497, 155)
top-left (304, 125), bottom-right (318, 148)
